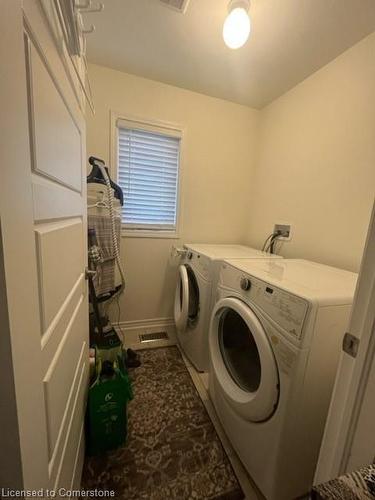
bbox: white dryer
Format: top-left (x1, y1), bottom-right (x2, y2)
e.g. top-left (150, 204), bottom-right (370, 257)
top-left (209, 259), bottom-right (357, 500)
top-left (174, 244), bottom-right (282, 372)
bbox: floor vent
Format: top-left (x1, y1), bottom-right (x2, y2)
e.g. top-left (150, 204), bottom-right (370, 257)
top-left (139, 331), bottom-right (169, 343)
top-left (159, 0), bottom-right (190, 14)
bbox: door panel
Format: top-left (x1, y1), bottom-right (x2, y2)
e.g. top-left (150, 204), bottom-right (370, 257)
top-left (41, 276), bottom-right (85, 371)
top-left (35, 219), bottom-right (84, 332)
top-left (0, 0), bottom-right (88, 490)
top-left (56, 368), bottom-right (87, 490)
top-left (0, 1), bottom-right (49, 487)
top-left (32, 175), bottom-right (83, 221)
top-left (0, 0), bottom-right (88, 489)
top-left (29, 43), bottom-right (82, 191)
top-left (43, 300), bottom-right (87, 459)
top-left (48, 349), bottom-right (88, 487)
top-left (72, 423), bottom-right (86, 489)
top-left (26, 13), bottom-right (88, 486)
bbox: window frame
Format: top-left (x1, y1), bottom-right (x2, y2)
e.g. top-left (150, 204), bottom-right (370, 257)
top-left (110, 111), bottom-right (184, 239)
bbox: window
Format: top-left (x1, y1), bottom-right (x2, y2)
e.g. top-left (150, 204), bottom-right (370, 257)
top-left (116, 118), bottom-right (181, 236)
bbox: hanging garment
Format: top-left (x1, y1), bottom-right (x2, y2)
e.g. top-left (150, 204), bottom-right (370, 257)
top-left (88, 213), bottom-right (121, 297)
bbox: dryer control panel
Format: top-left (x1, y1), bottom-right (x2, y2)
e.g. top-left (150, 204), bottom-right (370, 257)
top-left (253, 282), bottom-right (308, 340)
top-left (219, 264), bottom-right (309, 341)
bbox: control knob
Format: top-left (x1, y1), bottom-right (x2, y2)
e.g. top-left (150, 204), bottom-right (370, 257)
top-left (187, 252), bottom-right (193, 260)
top-left (240, 277), bottom-right (251, 291)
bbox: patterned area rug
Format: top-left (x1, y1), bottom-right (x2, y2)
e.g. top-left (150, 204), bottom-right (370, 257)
top-left (313, 464), bottom-right (375, 499)
top-left (82, 346), bottom-right (244, 500)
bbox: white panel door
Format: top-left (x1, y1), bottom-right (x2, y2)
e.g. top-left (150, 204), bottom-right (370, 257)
top-left (315, 201), bottom-right (375, 483)
top-left (0, 0), bottom-right (88, 491)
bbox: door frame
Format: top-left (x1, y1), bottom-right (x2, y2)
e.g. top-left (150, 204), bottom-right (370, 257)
top-left (315, 200), bottom-right (375, 483)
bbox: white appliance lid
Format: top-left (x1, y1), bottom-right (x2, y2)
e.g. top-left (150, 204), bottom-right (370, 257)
top-left (184, 243), bottom-right (282, 260)
top-left (225, 258), bottom-right (358, 305)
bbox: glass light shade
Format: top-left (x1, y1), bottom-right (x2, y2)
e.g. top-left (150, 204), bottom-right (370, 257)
top-left (223, 7), bottom-right (251, 49)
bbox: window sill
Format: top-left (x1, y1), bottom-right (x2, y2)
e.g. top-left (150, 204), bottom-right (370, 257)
top-left (121, 229), bottom-right (179, 239)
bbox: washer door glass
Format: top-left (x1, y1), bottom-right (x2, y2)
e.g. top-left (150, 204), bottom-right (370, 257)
top-left (174, 264), bottom-right (200, 332)
top-left (186, 266), bottom-right (199, 326)
top-left (219, 308), bottom-right (261, 392)
top-left (174, 265), bottom-right (189, 332)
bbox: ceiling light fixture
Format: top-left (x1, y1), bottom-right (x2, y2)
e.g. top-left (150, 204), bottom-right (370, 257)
top-left (223, 0), bottom-right (251, 49)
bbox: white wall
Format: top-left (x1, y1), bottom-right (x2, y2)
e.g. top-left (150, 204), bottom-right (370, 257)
top-left (87, 32), bottom-right (375, 324)
top-left (246, 32), bottom-right (375, 272)
top-left (86, 64), bottom-right (259, 322)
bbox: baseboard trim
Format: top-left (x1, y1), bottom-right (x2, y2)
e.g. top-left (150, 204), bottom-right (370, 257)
top-left (114, 317), bottom-right (175, 331)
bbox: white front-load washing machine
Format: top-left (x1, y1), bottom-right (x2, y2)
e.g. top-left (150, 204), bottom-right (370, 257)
top-left (209, 258), bottom-right (357, 500)
top-left (174, 244), bottom-right (282, 372)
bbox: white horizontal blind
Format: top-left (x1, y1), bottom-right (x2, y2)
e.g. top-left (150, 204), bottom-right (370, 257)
top-left (117, 124), bottom-right (180, 231)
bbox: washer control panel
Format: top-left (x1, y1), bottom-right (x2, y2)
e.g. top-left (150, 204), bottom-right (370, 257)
top-left (184, 251), bottom-right (211, 281)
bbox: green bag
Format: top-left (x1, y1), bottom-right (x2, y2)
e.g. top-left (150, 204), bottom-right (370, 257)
top-left (87, 356), bottom-right (133, 455)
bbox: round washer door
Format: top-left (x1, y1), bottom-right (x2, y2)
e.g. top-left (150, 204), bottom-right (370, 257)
top-left (174, 265), bottom-right (189, 332)
top-left (174, 265), bottom-right (200, 333)
top-left (209, 297), bottom-right (279, 422)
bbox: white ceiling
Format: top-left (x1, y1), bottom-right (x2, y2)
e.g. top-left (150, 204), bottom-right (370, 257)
top-left (84, 0), bottom-right (375, 108)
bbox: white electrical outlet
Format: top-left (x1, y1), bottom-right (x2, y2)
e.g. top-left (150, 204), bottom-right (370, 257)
top-left (274, 223), bottom-right (292, 241)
